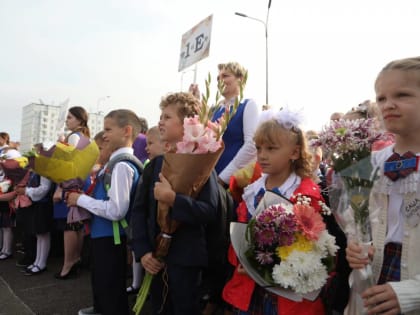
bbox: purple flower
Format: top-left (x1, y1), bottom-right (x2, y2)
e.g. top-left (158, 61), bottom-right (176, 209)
top-left (256, 208), bottom-right (277, 225)
top-left (254, 226), bottom-right (277, 247)
top-left (310, 118), bottom-right (383, 167)
top-left (255, 251), bottom-right (274, 265)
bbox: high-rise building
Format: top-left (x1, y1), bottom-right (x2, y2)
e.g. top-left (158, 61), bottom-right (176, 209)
top-left (20, 103), bottom-right (105, 152)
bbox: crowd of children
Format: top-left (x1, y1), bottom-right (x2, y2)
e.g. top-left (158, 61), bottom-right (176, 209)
top-left (1, 56), bottom-right (420, 315)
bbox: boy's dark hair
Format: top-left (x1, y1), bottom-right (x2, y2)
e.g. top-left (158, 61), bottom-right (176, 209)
top-left (105, 109), bottom-right (142, 141)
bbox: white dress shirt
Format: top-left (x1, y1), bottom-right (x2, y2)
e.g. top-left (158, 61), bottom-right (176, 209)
top-left (76, 147), bottom-right (135, 221)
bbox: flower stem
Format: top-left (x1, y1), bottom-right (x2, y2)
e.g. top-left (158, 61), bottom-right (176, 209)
top-left (133, 272), bottom-right (154, 315)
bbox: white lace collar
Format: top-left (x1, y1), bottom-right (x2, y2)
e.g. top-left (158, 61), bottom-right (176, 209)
top-left (242, 172), bottom-right (301, 216)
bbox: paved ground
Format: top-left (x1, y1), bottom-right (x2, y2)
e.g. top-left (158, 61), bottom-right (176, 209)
top-left (0, 251), bottom-right (150, 315)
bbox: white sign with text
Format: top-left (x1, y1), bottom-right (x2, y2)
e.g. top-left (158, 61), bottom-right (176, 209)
top-left (178, 15), bottom-right (212, 72)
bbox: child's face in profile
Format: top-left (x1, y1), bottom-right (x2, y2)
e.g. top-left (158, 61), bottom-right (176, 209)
top-left (65, 112), bottom-right (82, 132)
top-left (158, 104), bottom-right (184, 146)
top-left (103, 117), bottom-right (127, 153)
top-left (96, 139), bottom-right (111, 165)
top-left (375, 69), bottom-right (420, 136)
top-left (146, 133), bottom-right (164, 160)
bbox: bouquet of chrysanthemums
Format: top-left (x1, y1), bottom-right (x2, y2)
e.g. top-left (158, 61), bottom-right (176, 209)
top-left (244, 195), bottom-right (337, 297)
top-left (310, 118), bottom-right (383, 241)
top-left (311, 117), bottom-right (383, 315)
top-left (312, 118), bottom-right (381, 174)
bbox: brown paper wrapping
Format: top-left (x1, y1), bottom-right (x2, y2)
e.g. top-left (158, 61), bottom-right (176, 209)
top-left (154, 143), bottom-right (224, 259)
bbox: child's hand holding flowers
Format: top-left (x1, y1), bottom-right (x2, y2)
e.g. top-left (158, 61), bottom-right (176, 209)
top-left (66, 192), bottom-right (81, 207)
top-left (153, 173), bottom-right (176, 206)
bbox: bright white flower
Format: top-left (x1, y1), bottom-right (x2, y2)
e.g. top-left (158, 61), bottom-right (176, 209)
top-left (294, 264), bottom-right (328, 294)
top-left (286, 250), bottom-right (322, 275)
top-left (272, 263), bottom-right (295, 288)
top-left (315, 230), bottom-right (339, 257)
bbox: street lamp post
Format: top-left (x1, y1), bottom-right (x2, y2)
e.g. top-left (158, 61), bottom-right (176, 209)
top-left (235, 0), bottom-right (272, 105)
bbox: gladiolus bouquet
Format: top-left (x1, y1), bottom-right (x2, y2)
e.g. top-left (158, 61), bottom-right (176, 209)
top-left (134, 72), bottom-right (247, 315)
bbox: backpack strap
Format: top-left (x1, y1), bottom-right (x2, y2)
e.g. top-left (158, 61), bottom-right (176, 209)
top-left (104, 153), bottom-right (144, 189)
top-left (104, 153), bottom-right (144, 245)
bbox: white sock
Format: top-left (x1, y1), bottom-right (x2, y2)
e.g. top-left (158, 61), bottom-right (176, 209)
top-left (131, 251), bottom-right (143, 288)
top-left (2, 228), bottom-right (13, 255)
top-left (33, 237), bottom-right (42, 267)
top-left (37, 233), bottom-right (50, 269)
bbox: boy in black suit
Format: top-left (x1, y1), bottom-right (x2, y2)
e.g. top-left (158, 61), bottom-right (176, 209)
top-left (131, 92), bottom-right (219, 315)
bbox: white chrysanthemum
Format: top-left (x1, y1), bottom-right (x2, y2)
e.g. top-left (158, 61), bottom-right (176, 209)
top-left (315, 230), bottom-right (339, 257)
top-left (285, 250), bottom-right (322, 275)
top-left (272, 262), bottom-right (295, 288)
top-left (294, 264), bottom-right (328, 294)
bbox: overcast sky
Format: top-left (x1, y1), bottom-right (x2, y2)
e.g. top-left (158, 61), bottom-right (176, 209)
top-left (1, 0), bottom-right (419, 141)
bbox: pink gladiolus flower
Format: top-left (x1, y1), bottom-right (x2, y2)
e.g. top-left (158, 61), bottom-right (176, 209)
top-left (294, 204), bottom-right (325, 240)
top-left (176, 116), bottom-right (223, 153)
top-left (176, 141), bottom-right (196, 153)
top-left (183, 116), bottom-right (206, 143)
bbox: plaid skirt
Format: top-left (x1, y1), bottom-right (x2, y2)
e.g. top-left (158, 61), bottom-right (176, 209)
top-left (378, 242), bottom-right (402, 285)
top-left (232, 286), bottom-right (277, 315)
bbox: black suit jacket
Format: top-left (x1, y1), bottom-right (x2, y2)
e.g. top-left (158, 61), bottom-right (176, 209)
top-left (131, 155), bottom-right (219, 267)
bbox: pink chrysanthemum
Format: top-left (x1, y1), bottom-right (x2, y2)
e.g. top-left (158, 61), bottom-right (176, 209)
top-left (277, 214), bottom-right (297, 246)
top-left (256, 207), bottom-right (277, 225)
top-left (254, 226), bottom-right (277, 247)
top-left (294, 204), bottom-right (325, 240)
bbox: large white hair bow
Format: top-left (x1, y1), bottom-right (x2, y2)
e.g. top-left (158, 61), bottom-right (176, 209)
top-left (258, 107), bottom-right (305, 130)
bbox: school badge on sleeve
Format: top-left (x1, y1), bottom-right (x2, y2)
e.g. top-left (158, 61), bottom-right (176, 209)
top-left (403, 193), bottom-right (420, 227)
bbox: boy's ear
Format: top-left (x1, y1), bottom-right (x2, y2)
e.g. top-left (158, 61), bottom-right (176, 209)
top-left (123, 125), bottom-right (133, 138)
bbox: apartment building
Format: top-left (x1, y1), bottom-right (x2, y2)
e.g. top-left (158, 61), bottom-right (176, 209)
top-left (20, 103), bottom-right (105, 152)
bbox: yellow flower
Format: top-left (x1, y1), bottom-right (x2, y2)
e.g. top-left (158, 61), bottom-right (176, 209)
top-left (15, 157), bottom-right (29, 168)
top-left (276, 234), bottom-right (313, 260)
